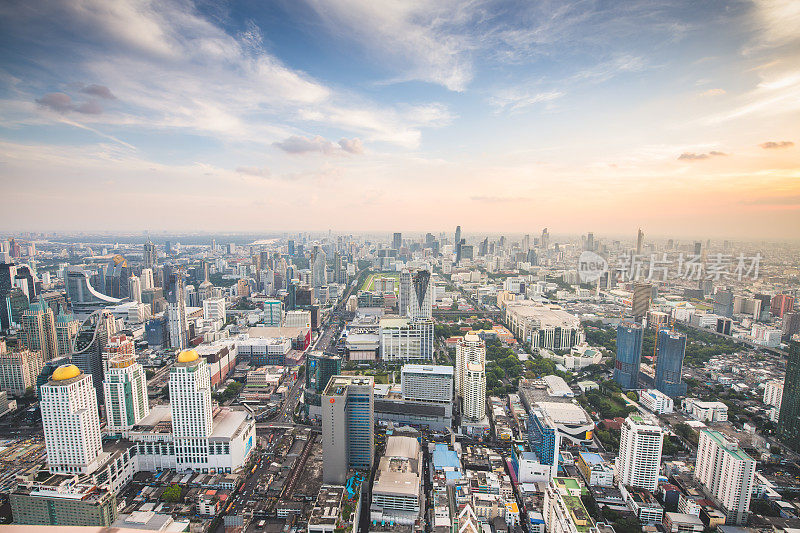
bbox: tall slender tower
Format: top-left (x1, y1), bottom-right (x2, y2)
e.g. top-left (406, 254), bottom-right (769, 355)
top-left (636, 228), bottom-right (644, 255)
top-left (170, 349), bottom-right (213, 469)
top-left (455, 332), bottom-right (485, 396)
top-left (103, 354), bottom-right (150, 436)
top-left (778, 339), bottom-right (800, 451)
top-left (614, 322), bottom-right (643, 390)
top-left (615, 414), bottom-right (663, 491)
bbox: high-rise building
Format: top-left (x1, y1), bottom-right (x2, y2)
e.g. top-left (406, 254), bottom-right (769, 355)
top-left (714, 289), bottom-right (735, 318)
top-left (55, 308), bottom-right (80, 357)
top-left (401, 364), bottom-right (453, 404)
top-left (128, 275), bottom-right (142, 303)
top-left (203, 297), bottom-right (226, 323)
top-left (615, 414), bottom-right (663, 492)
top-left (778, 340), bottom-right (800, 452)
top-left (392, 232), bottom-right (402, 250)
top-left (304, 351), bottom-right (342, 418)
top-left (167, 272), bottom-right (188, 350)
top-left (636, 228), bottom-right (644, 255)
top-left (140, 268), bottom-right (154, 290)
top-left (103, 353), bottom-right (149, 436)
top-left (398, 268), bottom-right (412, 317)
top-left (694, 430), bottom-right (756, 525)
top-left (0, 261), bottom-right (19, 329)
top-left (782, 312), bottom-right (800, 342)
top-left (142, 240), bottom-right (156, 270)
top-left (541, 228), bottom-right (549, 250)
top-left (40, 364), bottom-right (103, 475)
top-left (771, 294), bottom-right (795, 318)
top-left (10, 480), bottom-right (117, 527)
top-left (528, 407), bottom-right (560, 478)
top-left (655, 329), bottom-right (687, 397)
top-left (21, 301), bottom-right (58, 361)
top-left (263, 299), bottom-right (282, 327)
top-left (169, 349), bottom-right (213, 469)
top-left (462, 362), bottom-right (486, 421)
top-left (614, 322), bottom-right (643, 390)
top-left (0, 349), bottom-right (44, 396)
top-left (322, 375), bottom-right (374, 484)
top-left (408, 269), bottom-right (433, 319)
top-left (586, 232), bottom-right (595, 251)
top-left (65, 267), bottom-right (122, 316)
top-left (455, 332), bottom-right (485, 396)
top-left (311, 247), bottom-right (327, 289)
top-left (454, 226), bottom-right (461, 248)
top-left (631, 283), bottom-right (651, 321)
top-left (72, 309), bottom-right (116, 403)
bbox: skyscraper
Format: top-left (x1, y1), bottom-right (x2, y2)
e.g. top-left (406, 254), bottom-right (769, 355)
top-left (103, 353), bottom-right (149, 436)
top-left (615, 414), bottom-right (663, 491)
top-left (392, 232), bottom-right (402, 250)
top-left (311, 247), bottom-right (327, 289)
top-left (455, 332), bottom-right (485, 397)
top-left (142, 240), bottom-right (156, 270)
top-left (72, 310), bottom-right (116, 403)
top-left (21, 301), bottom-right (58, 361)
top-left (771, 294), bottom-right (795, 318)
top-left (167, 271), bottom-right (188, 350)
top-left (782, 312), bottom-right (800, 342)
top-left (398, 268), bottom-right (411, 317)
top-left (586, 232), bottom-right (594, 251)
top-left (170, 349), bottom-right (213, 469)
top-left (40, 364), bottom-right (103, 475)
top-left (322, 375), bottom-right (374, 484)
top-left (454, 226), bottom-right (461, 247)
top-left (541, 228), bottom-right (549, 250)
top-left (636, 228), bottom-right (644, 255)
top-left (695, 430), bottom-right (756, 525)
top-left (655, 329), bottom-right (688, 397)
top-left (463, 362), bottom-right (486, 421)
top-left (778, 340), bottom-right (800, 452)
top-left (408, 270), bottom-right (434, 359)
top-left (128, 275), bottom-right (142, 303)
top-left (614, 322), bottom-right (643, 390)
top-left (304, 351), bottom-right (342, 418)
top-left (140, 268), bottom-right (154, 290)
top-left (55, 308), bottom-right (80, 357)
top-left (631, 283), bottom-right (652, 321)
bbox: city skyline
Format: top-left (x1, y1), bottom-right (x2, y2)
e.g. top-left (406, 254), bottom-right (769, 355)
top-left (0, 1), bottom-right (798, 237)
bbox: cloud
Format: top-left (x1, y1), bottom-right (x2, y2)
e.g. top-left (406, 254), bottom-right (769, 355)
top-left (274, 135), bottom-right (336, 154)
top-left (338, 138), bottom-right (364, 154)
top-left (760, 140), bottom-right (794, 149)
top-left (678, 151), bottom-right (727, 161)
top-left (81, 84), bottom-right (116, 99)
top-left (700, 88), bottom-right (726, 97)
top-left (75, 101), bottom-right (104, 115)
top-left (235, 166), bottom-right (270, 178)
top-left (490, 90), bottom-right (564, 113)
top-left (35, 92), bottom-right (73, 113)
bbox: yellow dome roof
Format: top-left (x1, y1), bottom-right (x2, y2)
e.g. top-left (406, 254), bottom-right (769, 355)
top-left (52, 364), bottom-right (81, 381)
top-left (177, 349), bottom-right (199, 363)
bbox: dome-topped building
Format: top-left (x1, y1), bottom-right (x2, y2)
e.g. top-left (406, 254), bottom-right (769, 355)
top-left (177, 349), bottom-right (199, 363)
top-left (51, 364), bottom-right (81, 381)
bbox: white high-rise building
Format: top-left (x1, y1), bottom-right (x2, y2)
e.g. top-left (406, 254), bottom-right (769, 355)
top-left (695, 430), bottom-right (756, 525)
top-left (40, 365), bottom-right (103, 475)
top-left (168, 302), bottom-right (188, 350)
top-left (455, 332), bottom-right (485, 396)
top-left (763, 380), bottom-right (783, 409)
top-left (312, 248), bottom-right (327, 289)
top-left (615, 414), bottom-right (663, 492)
top-left (408, 270), bottom-right (433, 320)
top-left (140, 268), bottom-right (154, 290)
top-left (169, 350), bottom-right (213, 469)
top-left (463, 362), bottom-right (486, 421)
top-left (128, 275), bottom-right (142, 304)
top-left (103, 354), bottom-right (149, 436)
top-left (203, 297), bottom-right (226, 323)
top-left (398, 268), bottom-right (412, 317)
top-left (401, 364), bottom-right (453, 404)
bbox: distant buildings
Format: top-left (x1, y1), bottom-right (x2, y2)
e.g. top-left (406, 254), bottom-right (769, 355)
top-left (615, 414), bottom-right (663, 492)
top-left (614, 322), bottom-right (643, 390)
top-left (777, 340), bottom-right (800, 452)
top-left (654, 329), bottom-right (687, 397)
top-left (503, 302), bottom-right (584, 351)
top-left (21, 301), bottom-right (58, 361)
top-left (770, 294), bottom-right (795, 319)
top-left (322, 375), bottom-right (374, 484)
top-left (695, 430), bottom-right (756, 525)
top-left (631, 283), bottom-right (651, 321)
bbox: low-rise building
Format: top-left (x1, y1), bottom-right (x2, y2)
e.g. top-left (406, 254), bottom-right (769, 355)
top-left (577, 452), bottom-right (614, 487)
top-left (640, 389), bottom-right (675, 414)
top-left (11, 476), bottom-right (117, 527)
top-left (683, 399), bottom-right (728, 423)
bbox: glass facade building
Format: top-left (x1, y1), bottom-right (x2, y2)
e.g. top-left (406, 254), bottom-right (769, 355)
top-left (614, 322), bottom-right (643, 390)
top-left (778, 340), bottom-right (800, 452)
top-left (655, 329), bottom-right (688, 397)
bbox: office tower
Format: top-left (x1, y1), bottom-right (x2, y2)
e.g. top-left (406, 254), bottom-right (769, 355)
top-left (41, 364), bottom-right (103, 475)
top-left (714, 289), bottom-right (735, 318)
top-left (72, 310), bottom-right (116, 402)
top-left (392, 232), bottom-right (402, 250)
top-left (586, 232), bottom-right (594, 251)
top-left (304, 352), bottom-right (342, 418)
top-left (771, 294), bottom-right (795, 318)
top-left (0, 349), bottom-right (44, 396)
top-left (655, 329), bottom-right (688, 397)
top-left (408, 270), bottom-right (433, 319)
top-left (311, 247), bottom-right (327, 289)
top-left (55, 308), bottom-right (80, 357)
top-left (21, 301), bottom-right (58, 361)
top-left (103, 354), bottom-right (149, 436)
top-left (454, 226), bottom-right (461, 247)
top-left (541, 228), bottom-right (549, 250)
top-left (782, 312), bottom-right (800, 342)
top-left (142, 240), bottom-right (156, 270)
top-left (203, 297), bottom-right (226, 323)
top-left (287, 239), bottom-right (295, 256)
top-left (286, 279), bottom-right (298, 311)
top-left (167, 271), bottom-right (188, 350)
top-left (263, 299), bottom-right (282, 327)
top-left (615, 414), bottom-right (663, 492)
top-left (528, 407), bottom-right (561, 478)
top-left (170, 350), bottom-right (213, 467)
top-left (695, 430), bottom-right (756, 525)
top-left (322, 375), bottom-right (374, 484)
top-left (693, 241), bottom-right (702, 256)
top-left (65, 267), bottom-right (122, 315)
top-left (103, 255), bottom-right (130, 299)
top-left (778, 340), bottom-right (800, 452)
top-left (140, 268), bottom-right (154, 290)
top-left (0, 261), bottom-right (18, 329)
top-left (614, 322), bottom-right (643, 390)
top-left (398, 268), bottom-right (411, 317)
top-left (455, 332), bottom-right (485, 396)
top-left (128, 275), bottom-right (142, 303)
top-left (522, 233), bottom-right (531, 251)
top-left (463, 362), bottom-right (486, 421)
top-left (636, 228), bottom-right (644, 255)
top-left (631, 283), bottom-right (651, 321)
top-left (401, 364), bottom-right (453, 403)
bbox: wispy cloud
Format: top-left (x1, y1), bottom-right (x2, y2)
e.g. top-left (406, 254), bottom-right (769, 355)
top-left (760, 140), bottom-right (794, 149)
top-left (700, 88), bottom-right (726, 97)
top-left (678, 151), bottom-right (727, 161)
top-left (274, 135), bottom-right (365, 155)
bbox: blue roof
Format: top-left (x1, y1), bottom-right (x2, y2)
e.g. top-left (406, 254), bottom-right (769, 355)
top-left (579, 452), bottom-right (605, 465)
top-left (445, 471), bottom-right (462, 481)
top-left (433, 444), bottom-right (460, 469)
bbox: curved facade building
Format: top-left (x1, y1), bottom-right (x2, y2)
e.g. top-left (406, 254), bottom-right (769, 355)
top-left (614, 322), bottom-right (643, 390)
top-left (66, 267), bottom-right (122, 316)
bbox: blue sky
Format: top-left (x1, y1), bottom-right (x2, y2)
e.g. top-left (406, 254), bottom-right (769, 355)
top-left (0, 0), bottom-right (798, 237)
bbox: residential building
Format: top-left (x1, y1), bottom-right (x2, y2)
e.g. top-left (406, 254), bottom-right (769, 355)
top-left (40, 365), bottom-right (103, 475)
top-left (683, 398), bottom-right (728, 422)
top-left (401, 364), bottom-right (453, 403)
top-left (695, 430), bottom-right (756, 525)
top-left (632, 283), bottom-right (652, 320)
top-left (544, 477), bottom-right (597, 533)
top-left (615, 414), bottom-right (663, 492)
top-left (203, 297), bottom-right (226, 323)
top-left (771, 294), bottom-right (795, 318)
top-left (22, 301), bottom-right (58, 361)
top-left (614, 322), bottom-right (643, 390)
top-left (763, 380), bottom-right (783, 411)
top-left (640, 389), bottom-right (674, 414)
top-left (322, 375), bottom-right (374, 484)
top-left (463, 362), bottom-right (486, 421)
top-left (103, 353), bottom-right (149, 436)
top-left (0, 349), bottom-right (43, 396)
top-left (456, 332), bottom-right (485, 396)
top-left (54, 309), bottom-right (80, 357)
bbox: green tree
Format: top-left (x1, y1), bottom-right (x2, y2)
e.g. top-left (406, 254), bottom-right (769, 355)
top-left (161, 484), bottom-right (182, 502)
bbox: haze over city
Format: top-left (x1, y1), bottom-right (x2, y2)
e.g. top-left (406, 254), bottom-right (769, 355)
top-left (1, 0), bottom-right (799, 236)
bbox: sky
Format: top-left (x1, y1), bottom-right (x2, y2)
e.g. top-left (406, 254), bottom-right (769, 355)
top-left (0, 0), bottom-right (798, 239)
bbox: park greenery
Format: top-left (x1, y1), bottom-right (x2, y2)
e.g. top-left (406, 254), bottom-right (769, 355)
top-left (213, 380), bottom-right (243, 402)
top-left (161, 484), bottom-right (183, 502)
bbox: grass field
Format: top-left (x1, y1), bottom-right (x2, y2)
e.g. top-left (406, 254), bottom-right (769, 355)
top-left (360, 272), bottom-right (401, 294)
